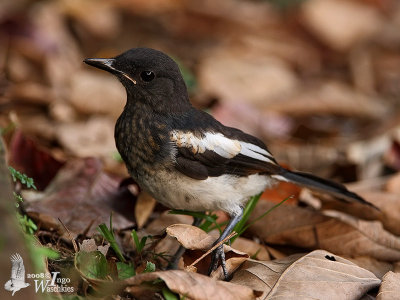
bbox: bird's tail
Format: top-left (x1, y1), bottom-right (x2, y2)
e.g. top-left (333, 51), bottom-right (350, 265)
top-left (277, 169), bottom-right (378, 209)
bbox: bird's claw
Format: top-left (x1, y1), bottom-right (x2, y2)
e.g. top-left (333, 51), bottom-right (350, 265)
top-left (208, 245), bottom-right (229, 280)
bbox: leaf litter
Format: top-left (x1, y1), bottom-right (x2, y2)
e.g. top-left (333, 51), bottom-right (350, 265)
top-left (2, 0), bottom-right (400, 299)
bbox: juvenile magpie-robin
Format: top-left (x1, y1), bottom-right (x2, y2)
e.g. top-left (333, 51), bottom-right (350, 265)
top-left (84, 48), bottom-right (375, 278)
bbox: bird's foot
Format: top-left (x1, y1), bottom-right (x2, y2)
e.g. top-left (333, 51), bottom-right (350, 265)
top-left (208, 245), bottom-right (229, 280)
top-left (167, 245), bottom-right (186, 270)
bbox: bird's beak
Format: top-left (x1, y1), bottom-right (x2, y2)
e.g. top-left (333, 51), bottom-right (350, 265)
top-left (84, 58), bottom-right (117, 73)
top-left (84, 58), bottom-right (137, 85)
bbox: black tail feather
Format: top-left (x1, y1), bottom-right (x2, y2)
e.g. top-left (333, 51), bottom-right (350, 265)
top-left (281, 170), bottom-right (378, 210)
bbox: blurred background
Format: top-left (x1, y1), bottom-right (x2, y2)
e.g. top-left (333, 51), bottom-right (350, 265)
top-left (1, 0), bottom-right (400, 184)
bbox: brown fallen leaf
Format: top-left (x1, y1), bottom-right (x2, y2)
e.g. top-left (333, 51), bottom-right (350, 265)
top-left (141, 212), bottom-right (193, 266)
top-left (212, 101), bottom-right (293, 140)
top-left (7, 82), bottom-right (55, 105)
top-left (318, 191), bottom-right (391, 231)
top-left (248, 201), bottom-right (329, 248)
top-left (386, 172), bottom-right (400, 194)
top-left (347, 256), bottom-right (393, 280)
top-left (210, 252), bottom-right (248, 281)
top-left (230, 250), bottom-right (381, 299)
top-left (124, 270), bottom-right (259, 300)
top-left (377, 271), bottom-right (400, 300)
top-left (56, 116), bottom-right (117, 158)
top-left (60, 0), bottom-right (120, 39)
top-left (68, 70), bottom-right (125, 118)
top-left (25, 157), bottom-right (135, 236)
top-left (145, 212), bottom-right (193, 236)
top-left (267, 81), bottom-right (387, 118)
top-left (135, 191), bottom-right (156, 229)
top-left (323, 210), bottom-right (400, 261)
top-left (166, 224), bottom-right (214, 251)
top-left (198, 49), bottom-right (298, 106)
top-left (249, 201), bottom-right (400, 261)
top-left (79, 239), bottom-right (109, 257)
top-left (231, 237), bottom-right (270, 261)
top-left (301, 0), bottom-right (383, 51)
top-left (8, 130), bottom-right (64, 190)
top-left (165, 224), bottom-right (248, 278)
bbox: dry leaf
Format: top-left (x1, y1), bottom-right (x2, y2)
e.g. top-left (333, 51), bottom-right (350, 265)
top-left (145, 212), bottom-right (193, 236)
top-left (249, 201), bottom-right (400, 261)
top-left (385, 172), bottom-right (400, 194)
top-left (347, 256), bottom-right (393, 279)
top-left (8, 130), bottom-right (64, 190)
top-left (165, 224), bottom-right (248, 277)
top-left (79, 239), bottom-right (98, 252)
top-left (7, 82), bottom-right (55, 105)
top-left (210, 253), bottom-right (248, 281)
top-left (301, 0), bottom-right (383, 51)
top-left (17, 113), bottom-right (57, 141)
top-left (56, 116), bottom-right (117, 158)
top-left (25, 157), bottom-right (135, 236)
top-left (377, 271), bottom-right (400, 300)
top-left (323, 210), bottom-right (400, 261)
top-left (135, 191), bottom-right (156, 229)
top-left (231, 250), bottom-right (380, 299)
top-left (231, 237), bottom-right (270, 261)
top-left (264, 245), bottom-right (287, 260)
top-left (166, 224), bottom-right (214, 250)
top-left (79, 239), bottom-right (109, 256)
top-left (143, 212), bottom-right (193, 263)
top-left (353, 191), bottom-right (400, 236)
top-left (198, 49), bottom-right (298, 106)
top-left (68, 70), bottom-right (125, 118)
top-left (267, 81), bottom-right (387, 118)
top-left (124, 270), bottom-right (258, 300)
top-left (61, 0), bottom-right (120, 38)
top-left (212, 101), bottom-right (293, 140)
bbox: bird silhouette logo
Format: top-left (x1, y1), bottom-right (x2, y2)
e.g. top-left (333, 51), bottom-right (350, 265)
top-left (4, 253), bottom-right (30, 296)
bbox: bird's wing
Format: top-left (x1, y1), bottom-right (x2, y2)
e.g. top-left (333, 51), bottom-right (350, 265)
top-left (10, 254), bottom-right (25, 281)
top-left (170, 129), bottom-right (281, 180)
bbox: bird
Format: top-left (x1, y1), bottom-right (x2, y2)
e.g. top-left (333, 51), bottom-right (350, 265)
top-left (84, 48), bottom-right (376, 279)
top-left (4, 253), bottom-right (30, 296)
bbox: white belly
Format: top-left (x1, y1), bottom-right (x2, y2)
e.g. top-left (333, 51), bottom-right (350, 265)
top-left (141, 171), bottom-right (276, 216)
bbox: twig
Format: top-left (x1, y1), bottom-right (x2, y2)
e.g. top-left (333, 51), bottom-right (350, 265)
top-left (188, 231), bottom-right (237, 269)
top-left (58, 218), bottom-right (78, 253)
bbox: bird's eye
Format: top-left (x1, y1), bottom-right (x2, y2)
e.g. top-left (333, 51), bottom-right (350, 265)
top-left (140, 71), bottom-right (155, 82)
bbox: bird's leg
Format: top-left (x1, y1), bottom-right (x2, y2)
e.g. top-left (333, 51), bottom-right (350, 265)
top-left (167, 216), bottom-right (203, 269)
top-left (208, 209), bottom-right (243, 280)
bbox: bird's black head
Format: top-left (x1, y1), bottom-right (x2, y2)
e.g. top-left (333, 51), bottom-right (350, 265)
top-left (84, 48), bottom-right (191, 114)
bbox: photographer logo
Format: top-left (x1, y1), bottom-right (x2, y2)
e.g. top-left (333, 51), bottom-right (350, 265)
top-left (4, 252), bottom-right (74, 295)
top-left (4, 253), bottom-right (30, 296)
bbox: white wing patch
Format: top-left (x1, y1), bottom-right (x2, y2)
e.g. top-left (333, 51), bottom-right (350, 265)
top-left (239, 141), bottom-right (275, 164)
top-left (170, 131), bottom-right (241, 158)
top-left (170, 130), bottom-right (277, 164)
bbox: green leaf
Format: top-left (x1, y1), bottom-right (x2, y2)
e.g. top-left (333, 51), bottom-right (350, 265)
top-left (116, 261), bottom-right (135, 279)
top-left (239, 196), bottom-right (291, 236)
top-left (112, 151), bottom-right (123, 162)
top-left (98, 222), bottom-right (126, 263)
top-left (131, 229), bottom-right (148, 254)
top-left (76, 251), bottom-right (108, 279)
top-left (231, 193), bottom-right (262, 242)
top-left (23, 234), bottom-right (59, 274)
top-left (162, 287), bottom-right (179, 300)
top-left (143, 261), bottom-right (155, 273)
top-left (17, 213), bottom-right (37, 234)
top-left (8, 166), bottom-right (37, 190)
top-left (35, 245), bottom-right (59, 260)
top-left (169, 210), bottom-right (222, 233)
